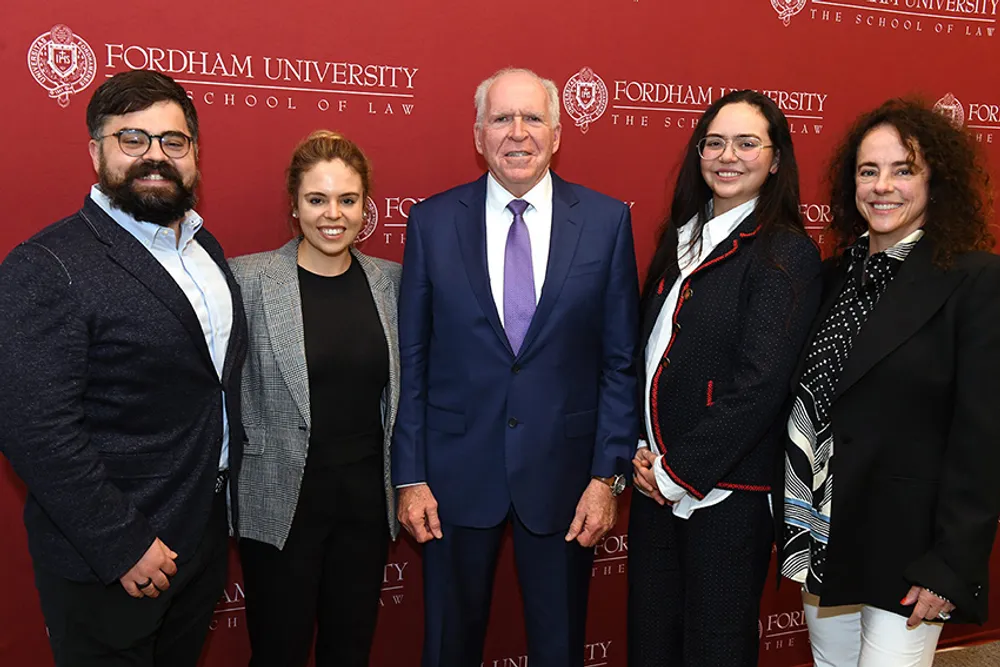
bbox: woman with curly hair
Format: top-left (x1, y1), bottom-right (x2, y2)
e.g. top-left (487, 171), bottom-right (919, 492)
top-left (778, 99), bottom-right (1000, 666)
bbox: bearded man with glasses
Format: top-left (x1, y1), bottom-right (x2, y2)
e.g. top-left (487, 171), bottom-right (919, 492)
top-left (0, 70), bottom-right (247, 667)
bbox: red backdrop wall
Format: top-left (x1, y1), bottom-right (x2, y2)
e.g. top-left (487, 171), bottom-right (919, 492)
top-left (2, 1), bottom-right (999, 665)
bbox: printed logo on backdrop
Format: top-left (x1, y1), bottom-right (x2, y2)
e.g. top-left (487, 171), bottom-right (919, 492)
top-left (355, 196), bottom-right (380, 245)
top-left (759, 608), bottom-right (808, 652)
top-left (770, 1), bottom-right (997, 39)
top-left (563, 67), bottom-right (828, 137)
top-left (27, 26), bottom-right (420, 117)
top-left (482, 640), bottom-right (614, 667)
top-left (210, 581), bottom-right (245, 631)
top-left (381, 560), bottom-right (409, 607)
top-left (772, 0), bottom-right (808, 26)
top-left (934, 92), bottom-right (998, 144)
top-left (593, 530), bottom-right (628, 577)
top-left (27, 25), bottom-right (98, 107)
top-left (934, 93), bottom-right (966, 129)
top-left (563, 67), bottom-right (609, 134)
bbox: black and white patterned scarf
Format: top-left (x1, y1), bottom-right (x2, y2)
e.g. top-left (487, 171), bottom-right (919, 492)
top-left (781, 230), bottom-right (923, 593)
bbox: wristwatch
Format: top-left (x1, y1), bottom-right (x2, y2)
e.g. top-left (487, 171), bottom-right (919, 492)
top-left (593, 474), bottom-right (627, 497)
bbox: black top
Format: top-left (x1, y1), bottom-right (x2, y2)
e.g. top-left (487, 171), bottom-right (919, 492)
top-left (299, 258), bottom-right (388, 466)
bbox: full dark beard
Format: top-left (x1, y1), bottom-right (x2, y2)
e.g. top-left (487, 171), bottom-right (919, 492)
top-left (99, 158), bottom-right (199, 226)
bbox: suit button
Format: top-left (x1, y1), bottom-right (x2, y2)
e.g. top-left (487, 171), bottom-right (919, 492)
top-left (682, 287), bottom-right (694, 299)
top-left (512, 364), bottom-right (521, 374)
top-left (508, 418), bottom-right (519, 428)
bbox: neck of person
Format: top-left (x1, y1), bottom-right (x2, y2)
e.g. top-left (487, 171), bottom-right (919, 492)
top-left (711, 193), bottom-right (755, 218)
top-left (297, 241), bottom-right (352, 277)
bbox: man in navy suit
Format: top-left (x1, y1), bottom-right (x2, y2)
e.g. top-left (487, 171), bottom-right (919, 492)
top-left (392, 67), bottom-right (639, 666)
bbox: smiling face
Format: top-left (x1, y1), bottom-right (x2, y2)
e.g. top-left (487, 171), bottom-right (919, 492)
top-left (854, 124), bottom-right (930, 254)
top-left (699, 102), bottom-right (778, 217)
top-left (88, 100), bottom-right (199, 227)
top-left (294, 159), bottom-right (365, 275)
top-left (474, 71), bottom-right (561, 197)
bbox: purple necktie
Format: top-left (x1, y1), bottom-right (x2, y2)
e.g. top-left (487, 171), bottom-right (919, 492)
top-left (503, 199), bottom-right (535, 354)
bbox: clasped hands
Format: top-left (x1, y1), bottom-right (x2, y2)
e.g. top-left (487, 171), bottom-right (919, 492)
top-left (119, 537), bottom-right (177, 599)
top-left (397, 479), bottom-right (619, 548)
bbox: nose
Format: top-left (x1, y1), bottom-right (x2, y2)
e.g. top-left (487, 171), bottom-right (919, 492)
top-left (873, 171), bottom-right (894, 193)
top-left (511, 115), bottom-right (527, 138)
top-left (325, 201), bottom-right (341, 219)
top-left (719, 139), bottom-right (739, 163)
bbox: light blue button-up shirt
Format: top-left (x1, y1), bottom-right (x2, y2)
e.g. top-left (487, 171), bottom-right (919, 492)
top-left (90, 185), bottom-right (233, 471)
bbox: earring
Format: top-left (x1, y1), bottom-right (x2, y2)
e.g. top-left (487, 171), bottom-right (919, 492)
top-left (292, 211), bottom-right (299, 218)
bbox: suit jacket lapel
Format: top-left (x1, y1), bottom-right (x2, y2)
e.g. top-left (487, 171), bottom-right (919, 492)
top-left (81, 199), bottom-right (214, 371)
top-left (455, 175), bottom-right (513, 355)
top-left (262, 240), bottom-right (311, 427)
top-left (517, 173), bottom-right (583, 357)
top-left (835, 238), bottom-right (965, 399)
top-left (790, 257), bottom-right (851, 389)
top-left (352, 248), bottom-right (400, 410)
top-left (195, 227), bottom-right (246, 388)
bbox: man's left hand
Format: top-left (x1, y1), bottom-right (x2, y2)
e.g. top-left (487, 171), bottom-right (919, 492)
top-left (565, 479), bottom-right (618, 547)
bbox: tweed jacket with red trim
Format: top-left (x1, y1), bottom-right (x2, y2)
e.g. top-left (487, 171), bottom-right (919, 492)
top-left (639, 214), bottom-right (821, 500)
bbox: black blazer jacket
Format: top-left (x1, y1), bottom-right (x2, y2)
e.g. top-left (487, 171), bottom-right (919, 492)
top-left (775, 237), bottom-right (1000, 624)
top-left (0, 196), bottom-right (247, 585)
top-left (640, 215), bottom-right (822, 498)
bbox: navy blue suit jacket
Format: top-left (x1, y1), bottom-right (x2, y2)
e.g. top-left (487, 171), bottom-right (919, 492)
top-left (392, 173), bottom-right (639, 535)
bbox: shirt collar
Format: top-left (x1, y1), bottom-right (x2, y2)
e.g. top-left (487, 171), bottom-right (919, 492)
top-left (682, 197), bottom-right (757, 249)
top-left (486, 170), bottom-right (553, 216)
top-left (89, 184), bottom-right (203, 249)
top-left (850, 228), bottom-right (925, 264)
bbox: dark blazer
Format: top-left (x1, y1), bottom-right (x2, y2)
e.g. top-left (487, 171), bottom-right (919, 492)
top-left (776, 237), bottom-right (1000, 624)
top-left (392, 172), bottom-right (640, 535)
top-left (0, 196), bottom-right (247, 585)
top-left (231, 239), bottom-right (402, 547)
top-left (641, 215), bottom-right (822, 498)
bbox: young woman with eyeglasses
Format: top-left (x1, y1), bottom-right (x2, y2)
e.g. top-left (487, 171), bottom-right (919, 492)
top-left (627, 89), bottom-right (822, 667)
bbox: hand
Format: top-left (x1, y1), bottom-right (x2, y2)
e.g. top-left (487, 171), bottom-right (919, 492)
top-left (119, 537), bottom-right (178, 599)
top-left (901, 585), bottom-right (957, 627)
top-left (565, 479), bottom-right (618, 547)
top-left (632, 448), bottom-right (667, 505)
top-left (397, 483), bottom-right (443, 543)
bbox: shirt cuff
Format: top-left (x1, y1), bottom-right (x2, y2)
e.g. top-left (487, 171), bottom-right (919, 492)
top-left (653, 455), bottom-right (688, 503)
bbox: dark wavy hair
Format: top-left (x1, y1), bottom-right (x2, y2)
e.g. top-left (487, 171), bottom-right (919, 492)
top-left (828, 98), bottom-right (994, 267)
top-left (87, 70), bottom-right (198, 142)
top-left (641, 90), bottom-right (806, 302)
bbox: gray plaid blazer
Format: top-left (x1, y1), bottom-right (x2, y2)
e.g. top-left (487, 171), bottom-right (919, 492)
top-left (230, 238), bottom-right (401, 547)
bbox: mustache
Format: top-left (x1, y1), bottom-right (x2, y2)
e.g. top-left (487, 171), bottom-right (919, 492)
top-left (127, 160), bottom-right (185, 187)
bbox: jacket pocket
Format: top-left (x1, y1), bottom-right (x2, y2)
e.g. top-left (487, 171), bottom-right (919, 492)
top-left (565, 409), bottom-right (598, 438)
top-left (426, 405), bottom-right (465, 434)
top-left (243, 427), bottom-right (265, 456)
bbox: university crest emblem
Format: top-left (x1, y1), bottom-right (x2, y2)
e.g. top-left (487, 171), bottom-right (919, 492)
top-left (27, 25), bottom-right (97, 108)
top-left (771, 0), bottom-right (807, 26)
top-left (563, 67), bottom-right (608, 135)
top-left (933, 93), bottom-right (965, 129)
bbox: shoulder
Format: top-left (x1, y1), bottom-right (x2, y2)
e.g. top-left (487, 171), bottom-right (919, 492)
top-left (355, 251), bottom-right (402, 290)
top-left (753, 229), bottom-right (822, 277)
top-left (556, 175), bottom-right (630, 220)
top-left (951, 250), bottom-right (1000, 295)
top-left (229, 240), bottom-right (297, 282)
top-left (1, 210), bottom-right (97, 282)
top-left (409, 178), bottom-right (483, 219)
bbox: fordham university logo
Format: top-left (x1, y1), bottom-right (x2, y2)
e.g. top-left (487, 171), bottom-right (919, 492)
top-left (563, 67), bottom-right (608, 134)
top-left (27, 24), bottom-right (97, 108)
top-left (771, 0), bottom-right (807, 26)
top-left (933, 92), bottom-right (966, 129)
top-left (356, 196), bottom-right (379, 244)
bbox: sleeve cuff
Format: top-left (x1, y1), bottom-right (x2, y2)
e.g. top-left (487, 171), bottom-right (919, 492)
top-left (653, 455), bottom-right (688, 503)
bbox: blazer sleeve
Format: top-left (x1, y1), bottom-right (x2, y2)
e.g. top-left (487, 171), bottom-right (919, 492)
top-left (903, 257), bottom-right (1000, 623)
top-left (391, 206), bottom-right (432, 486)
top-left (0, 243), bottom-right (156, 584)
top-left (591, 204), bottom-right (641, 478)
top-left (660, 233), bottom-right (822, 498)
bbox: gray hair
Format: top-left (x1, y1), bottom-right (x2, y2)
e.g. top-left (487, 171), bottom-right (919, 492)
top-left (474, 68), bottom-right (561, 128)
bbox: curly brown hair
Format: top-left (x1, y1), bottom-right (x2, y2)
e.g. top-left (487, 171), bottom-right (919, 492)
top-left (828, 98), bottom-right (994, 267)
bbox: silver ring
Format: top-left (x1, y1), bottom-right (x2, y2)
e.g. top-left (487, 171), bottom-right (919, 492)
top-left (937, 611), bottom-right (952, 621)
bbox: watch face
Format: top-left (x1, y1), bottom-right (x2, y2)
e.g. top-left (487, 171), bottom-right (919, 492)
top-left (611, 474), bottom-right (626, 496)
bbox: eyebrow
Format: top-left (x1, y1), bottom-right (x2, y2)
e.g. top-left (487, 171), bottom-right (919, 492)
top-left (303, 190), bottom-right (361, 198)
top-left (856, 160), bottom-right (912, 169)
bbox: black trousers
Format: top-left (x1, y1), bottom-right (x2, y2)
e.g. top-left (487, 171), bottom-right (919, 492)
top-left (627, 491), bottom-right (773, 667)
top-left (34, 489), bottom-right (229, 667)
top-left (239, 454), bottom-right (389, 667)
top-left (421, 509), bottom-right (594, 667)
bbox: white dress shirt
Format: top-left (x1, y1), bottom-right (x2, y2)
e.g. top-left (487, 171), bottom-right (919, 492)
top-left (485, 171), bottom-right (553, 322)
top-left (90, 184), bottom-right (233, 471)
top-left (641, 198), bottom-right (757, 519)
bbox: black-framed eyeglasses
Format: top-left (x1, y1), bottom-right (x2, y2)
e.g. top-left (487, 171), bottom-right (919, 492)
top-left (697, 136), bottom-right (773, 161)
top-left (97, 129), bottom-right (193, 159)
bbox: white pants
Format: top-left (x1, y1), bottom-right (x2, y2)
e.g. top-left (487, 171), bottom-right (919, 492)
top-left (802, 590), bottom-right (944, 667)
